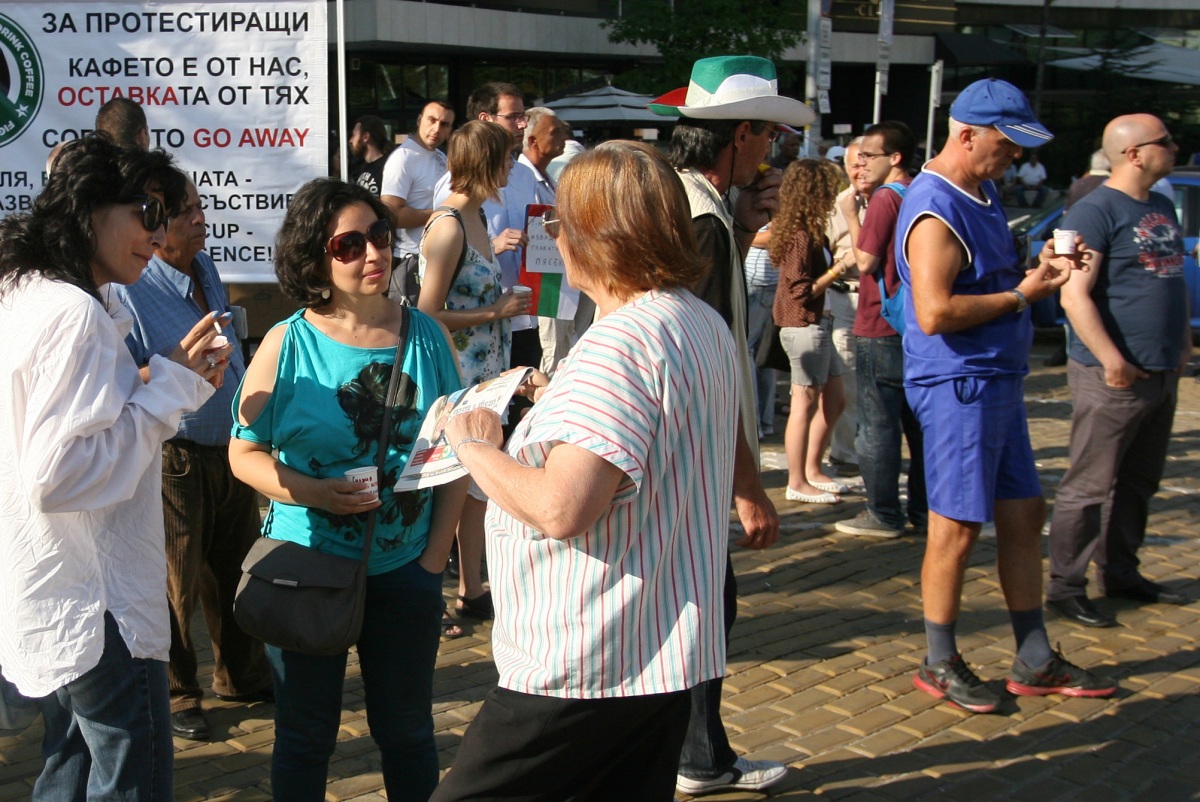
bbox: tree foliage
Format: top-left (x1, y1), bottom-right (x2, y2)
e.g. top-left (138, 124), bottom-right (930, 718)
top-left (603, 0), bottom-right (803, 94)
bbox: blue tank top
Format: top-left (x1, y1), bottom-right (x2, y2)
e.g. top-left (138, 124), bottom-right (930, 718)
top-left (895, 169), bottom-right (1031, 385)
top-left (231, 308), bottom-right (462, 574)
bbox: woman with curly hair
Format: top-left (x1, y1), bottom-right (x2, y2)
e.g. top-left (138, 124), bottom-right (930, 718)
top-left (229, 178), bottom-right (465, 800)
top-left (772, 158), bottom-right (851, 504)
top-left (0, 136), bottom-right (227, 799)
top-left (418, 120), bottom-right (532, 625)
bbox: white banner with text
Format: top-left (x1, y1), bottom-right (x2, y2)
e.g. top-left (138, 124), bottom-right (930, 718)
top-left (0, 1), bottom-right (327, 282)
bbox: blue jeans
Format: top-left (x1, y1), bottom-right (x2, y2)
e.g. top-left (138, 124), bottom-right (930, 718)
top-left (267, 559), bottom-right (444, 802)
top-left (678, 557), bottom-right (738, 779)
top-left (745, 284), bottom-right (777, 434)
top-left (35, 612), bottom-right (173, 802)
top-left (855, 336), bottom-right (927, 530)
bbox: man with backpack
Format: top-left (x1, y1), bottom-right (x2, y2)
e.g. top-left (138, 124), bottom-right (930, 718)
top-left (835, 120), bottom-right (928, 539)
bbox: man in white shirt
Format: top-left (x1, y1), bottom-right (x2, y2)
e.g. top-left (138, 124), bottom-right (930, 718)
top-left (382, 101), bottom-right (455, 301)
top-left (1017, 151), bottom-right (1049, 208)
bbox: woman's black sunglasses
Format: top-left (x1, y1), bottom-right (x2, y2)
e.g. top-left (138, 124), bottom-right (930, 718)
top-left (325, 218), bottom-right (393, 262)
top-left (129, 194), bottom-right (168, 233)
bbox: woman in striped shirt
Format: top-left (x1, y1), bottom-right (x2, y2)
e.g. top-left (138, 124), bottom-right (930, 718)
top-left (431, 141), bottom-right (740, 800)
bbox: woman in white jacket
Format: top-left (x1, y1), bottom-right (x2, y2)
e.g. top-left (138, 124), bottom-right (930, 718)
top-left (0, 137), bottom-right (231, 801)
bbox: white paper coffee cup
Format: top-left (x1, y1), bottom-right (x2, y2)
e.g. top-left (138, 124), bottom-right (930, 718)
top-left (512, 285), bottom-right (532, 297)
top-left (344, 466), bottom-right (379, 496)
top-left (1053, 229), bottom-right (1077, 255)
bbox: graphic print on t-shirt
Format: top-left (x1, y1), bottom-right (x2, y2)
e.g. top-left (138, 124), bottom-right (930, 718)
top-left (1133, 212), bottom-right (1185, 276)
top-left (312, 361), bottom-right (429, 550)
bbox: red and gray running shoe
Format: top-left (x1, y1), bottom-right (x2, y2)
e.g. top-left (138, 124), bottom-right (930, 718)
top-left (1006, 648), bottom-right (1117, 698)
top-left (913, 654), bottom-right (1000, 713)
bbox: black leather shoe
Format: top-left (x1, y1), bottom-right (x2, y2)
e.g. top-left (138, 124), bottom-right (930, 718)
top-left (1106, 580), bottom-right (1191, 606)
top-left (215, 686), bottom-right (275, 704)
top-left (171, 709), bottom-right (209, 741)
top-left (1046, 596), bottom-right (1118, 628)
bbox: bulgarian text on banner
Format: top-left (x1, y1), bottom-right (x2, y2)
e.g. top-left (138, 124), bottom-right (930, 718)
top-left (0, 2), bottom-right (328, 283)
top-left (517, 203), bottom-right (580, 321)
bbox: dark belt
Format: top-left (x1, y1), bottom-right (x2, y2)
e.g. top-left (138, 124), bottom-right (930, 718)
top-left (166, 438), bottom-right (228, 453)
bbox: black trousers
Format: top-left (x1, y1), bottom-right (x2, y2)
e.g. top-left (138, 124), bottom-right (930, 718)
top-left (430, 686), bottom-right (690, 802)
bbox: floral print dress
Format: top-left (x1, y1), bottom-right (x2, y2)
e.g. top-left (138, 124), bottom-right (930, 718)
top-left (419, 230), bottom-right (511, 387)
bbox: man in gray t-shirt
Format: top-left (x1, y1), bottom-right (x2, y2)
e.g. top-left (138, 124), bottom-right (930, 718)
top-left (1047, 114), bottom-right (1193, 627)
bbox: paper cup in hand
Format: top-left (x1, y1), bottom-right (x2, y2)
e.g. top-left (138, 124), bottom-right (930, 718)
top-left (344, 467), bottom-right (379, 498)
top-left (1053, 229), bottom-right (1077, 256)
top-left (512, 285), bottom-right (532, 298)
top-left (203, 334), bottom-right (230, 357)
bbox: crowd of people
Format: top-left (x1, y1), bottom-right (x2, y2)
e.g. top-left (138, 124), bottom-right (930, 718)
top-left (0, 53), bottom-right (1192, 802)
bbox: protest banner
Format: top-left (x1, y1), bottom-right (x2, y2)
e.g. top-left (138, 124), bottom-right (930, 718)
top-left (516, 202), bottom-right (579, 320)
top-left (0, 1), bottom-right (327, 283)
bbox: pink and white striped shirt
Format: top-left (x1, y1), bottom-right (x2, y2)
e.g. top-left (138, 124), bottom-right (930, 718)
top-left (485, 288), bottom-right (738, 699)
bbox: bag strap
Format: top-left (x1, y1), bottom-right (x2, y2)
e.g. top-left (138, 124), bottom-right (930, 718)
top-left (423, 206), bottom-right (470, 293)
top-left (358, 306), bottom-right (412, 565)
top-left (874, 182), bottom-right (908, 303)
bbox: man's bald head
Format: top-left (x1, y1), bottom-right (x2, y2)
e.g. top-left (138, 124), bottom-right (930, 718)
top-left (1102, 114), bottom-right (1165, 164)
top-left (1102, 113), bottom-right (1176, 188)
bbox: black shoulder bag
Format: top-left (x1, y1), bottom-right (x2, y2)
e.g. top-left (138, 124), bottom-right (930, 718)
top-left (233, 308), bottom-right (411, 656)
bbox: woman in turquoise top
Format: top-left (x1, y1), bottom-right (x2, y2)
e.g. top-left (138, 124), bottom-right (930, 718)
top-left (229, 179), bottom-right (465, 802)
top-left (418, 120), bottom-right (531, 624)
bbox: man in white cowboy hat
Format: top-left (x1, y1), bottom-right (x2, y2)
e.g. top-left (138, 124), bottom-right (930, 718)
top-left (895, 78), bottom-right (1115, 715)
top-left (650, 54), bottom-right (814, 796)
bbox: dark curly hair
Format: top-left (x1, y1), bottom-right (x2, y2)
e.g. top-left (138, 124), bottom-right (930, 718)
top-left (274, 178), bottom-right (394, 308)
top-left (0, 136), bottom-right (187, 302)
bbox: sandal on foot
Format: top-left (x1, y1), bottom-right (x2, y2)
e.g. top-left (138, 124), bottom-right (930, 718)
top-left (457, 591), bottom-right (494, 620)
top-left (441, 613), bottom-right (464, 639)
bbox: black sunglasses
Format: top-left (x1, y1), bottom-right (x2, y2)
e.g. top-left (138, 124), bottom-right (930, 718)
top-left (1123, 134), bottom-right (1174, 154)
top-left (540, 208), bottom-right (560, 239)
top-left (325, 218), bottom-right (392, 262)
top-left (128, 194), bottom-right (168, 233)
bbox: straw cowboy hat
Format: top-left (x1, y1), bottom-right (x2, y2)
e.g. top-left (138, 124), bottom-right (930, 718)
top-left (649, 56), bottom-right (815, 128)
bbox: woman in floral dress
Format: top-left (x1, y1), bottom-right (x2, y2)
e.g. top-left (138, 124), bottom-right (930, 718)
top-left (418, 120), bottom-right (531, 625)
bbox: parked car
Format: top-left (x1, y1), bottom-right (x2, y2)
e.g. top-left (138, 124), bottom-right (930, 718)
top-left (1009, 166), bottom-right (1200, 330)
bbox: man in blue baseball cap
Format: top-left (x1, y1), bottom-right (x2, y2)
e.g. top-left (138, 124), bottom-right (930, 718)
top-left (893, 78), bottom-right (1117, 713)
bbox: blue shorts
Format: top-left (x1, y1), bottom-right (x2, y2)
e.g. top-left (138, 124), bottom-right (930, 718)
top-left (906, 375), bottom-right (1042, 523)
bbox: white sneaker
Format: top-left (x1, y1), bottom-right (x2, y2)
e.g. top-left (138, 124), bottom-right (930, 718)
top-left (676, 757), bottom-right (787, 795)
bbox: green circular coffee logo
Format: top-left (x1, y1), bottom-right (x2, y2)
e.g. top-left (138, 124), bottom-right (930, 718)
top-left (0, 13), bottom-right (43, 148)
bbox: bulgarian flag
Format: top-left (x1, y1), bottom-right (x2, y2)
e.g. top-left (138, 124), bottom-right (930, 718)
top-left (518, 203), bottom-right (580, 320)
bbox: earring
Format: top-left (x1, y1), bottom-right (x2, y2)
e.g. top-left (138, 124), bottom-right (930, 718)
top-left (320, 288), bottom-right (331, 300)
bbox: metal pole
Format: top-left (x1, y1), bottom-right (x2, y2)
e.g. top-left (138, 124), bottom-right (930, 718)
top-left (337, 0), bottom-right (348, 182)
top-left (872, 76), bottom-right (882, 124)
top-left (1032, 0), bottom-right (1051, 118)
top-left (926, 60), bottom-right (943, 163)
top-left (805, 0), bottom-right (822, 157)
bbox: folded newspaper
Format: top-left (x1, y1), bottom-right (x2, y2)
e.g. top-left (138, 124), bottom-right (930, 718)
top-left (394, 367), bottom-right (533, 491)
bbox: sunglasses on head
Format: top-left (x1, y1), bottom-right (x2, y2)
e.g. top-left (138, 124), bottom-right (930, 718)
top-left (325, 218), bottom-right (393, 262)
top-left (128, 194), bottom-right (168, 232)
top-left (540, 208), bottom-right (560, 239)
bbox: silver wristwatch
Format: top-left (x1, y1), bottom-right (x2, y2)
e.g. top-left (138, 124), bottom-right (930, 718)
top-left (1009, 289), bottom-right (1028, 314)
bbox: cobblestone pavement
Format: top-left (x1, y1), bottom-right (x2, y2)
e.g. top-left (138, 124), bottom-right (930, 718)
top-left (3, 345), bottom-right (1198, 801)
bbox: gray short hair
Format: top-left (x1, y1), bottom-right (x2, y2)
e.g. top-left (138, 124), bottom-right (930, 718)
top-left (523, 107), bottom-right (557, 149)
top-left (948, 118), bottom-right (991, 139)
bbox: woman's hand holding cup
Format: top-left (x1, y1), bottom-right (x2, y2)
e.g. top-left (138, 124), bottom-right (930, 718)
top-left (171, 311), bottom-right (234, 386)
top-left (493, 285), bottom-right (533, 319)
